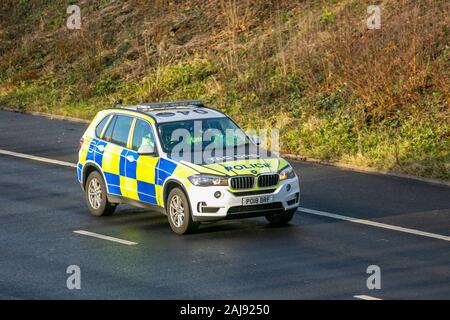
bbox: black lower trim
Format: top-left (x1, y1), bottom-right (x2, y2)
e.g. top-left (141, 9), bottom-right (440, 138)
top-left (107, 194), bottom-right (165, 214)
top-left (228, 202), bottom-right (283, 214)
top-left (226, 202), bottom-right (284, 219)
top-left (225, 209), bottom-right (285, 220)
top-left (201, 207), bottom-right (221, 213)
top-left (230, 188), bottom-right (276, 197)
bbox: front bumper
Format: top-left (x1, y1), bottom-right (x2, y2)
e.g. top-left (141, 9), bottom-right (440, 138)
top-left (188, 177), bottom-right (300, 222)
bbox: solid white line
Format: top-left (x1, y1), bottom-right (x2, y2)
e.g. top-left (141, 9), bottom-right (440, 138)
top-left (354, 295), bottom-right (382, 300)
top-left (73, 230), bottom-right (138, 246)
top-left (0, 149), bottom-right (76, 168)
top-left (299, 207), bottom-right (450, 242)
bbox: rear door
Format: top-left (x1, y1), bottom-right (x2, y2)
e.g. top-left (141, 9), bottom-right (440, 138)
top-left (101, 114), bottom-right (133, 197)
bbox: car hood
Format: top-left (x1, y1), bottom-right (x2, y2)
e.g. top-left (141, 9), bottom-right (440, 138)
top-left (168, 151), bottom-right (289, 176)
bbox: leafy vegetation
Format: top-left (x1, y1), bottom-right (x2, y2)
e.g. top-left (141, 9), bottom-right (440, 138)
top-left (0, 0), bottom-right (448, 179)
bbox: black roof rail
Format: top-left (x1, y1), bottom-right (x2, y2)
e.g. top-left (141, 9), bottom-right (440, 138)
top-left (137, 100), bottom-right (205, 110)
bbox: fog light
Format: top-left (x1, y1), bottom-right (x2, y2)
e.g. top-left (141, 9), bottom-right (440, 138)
top-left (214, 191), bottom-right (222, 198)
top-left (286, 184), bottom-right (291, 192)
top-left (197, 202), bottom-right (207, 212)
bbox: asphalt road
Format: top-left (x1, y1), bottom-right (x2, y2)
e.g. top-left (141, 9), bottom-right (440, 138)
top-left (0, 110), bottom-right (449, 299)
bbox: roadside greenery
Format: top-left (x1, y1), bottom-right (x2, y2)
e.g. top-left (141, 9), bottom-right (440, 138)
top-left (0, 0), bottom-right (448, 179)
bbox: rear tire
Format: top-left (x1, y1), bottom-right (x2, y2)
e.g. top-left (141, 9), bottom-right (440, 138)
top-left (85, 171), bottom-right (116, 217)
top-left (166, 187), bottom-right (199, 235)
top-left (265, 209), bottom-right (296, 226)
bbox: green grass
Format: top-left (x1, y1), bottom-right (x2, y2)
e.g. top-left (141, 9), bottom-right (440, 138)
top-left (1, 62), bottom-right (448, 180)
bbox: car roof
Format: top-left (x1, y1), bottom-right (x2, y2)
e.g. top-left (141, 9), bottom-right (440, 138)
top-left (118, 100), bottom-right (226, 123)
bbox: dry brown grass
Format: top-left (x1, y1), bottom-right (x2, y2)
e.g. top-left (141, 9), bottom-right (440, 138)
top-left (280, 0), bottom-right (449, 118)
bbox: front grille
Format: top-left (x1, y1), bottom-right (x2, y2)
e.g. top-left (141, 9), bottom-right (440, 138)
top-left (227, 202), bottom-right (283, 214)
top-left (257, 174), bottom-right (279, 188)
top-left (230, 176), bottom-right (255, 190)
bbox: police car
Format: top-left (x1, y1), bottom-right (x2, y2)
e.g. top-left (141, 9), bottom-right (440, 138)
top-left (77, 100), bottom-right (300, 234)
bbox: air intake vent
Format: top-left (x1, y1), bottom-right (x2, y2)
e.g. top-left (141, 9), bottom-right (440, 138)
top-left (230, 176), bottom-right (255, 190)
top-left (257, 174), bottom-right (279, 188)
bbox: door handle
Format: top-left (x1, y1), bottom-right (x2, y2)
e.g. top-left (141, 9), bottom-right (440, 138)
top-left (97, 145), bottom-right (105, 152)
top-left (126, 155), bottom-right (136, 162)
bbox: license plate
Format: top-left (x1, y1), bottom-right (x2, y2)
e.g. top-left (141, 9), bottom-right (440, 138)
top-left (242, 195), bottom-right (274, 206)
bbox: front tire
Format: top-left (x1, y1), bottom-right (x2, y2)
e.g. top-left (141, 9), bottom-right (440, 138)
top-left (85, 171), bottom-right (116, 217)
top-left (166, 187), bottom-right (198, 235)
top-left (265, 209), bottom-right (296, 226)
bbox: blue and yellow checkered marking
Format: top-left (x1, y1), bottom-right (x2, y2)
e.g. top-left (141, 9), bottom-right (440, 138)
top-left (95, 140), bottom-right (107, 167)
top-left (77, 163), bottom-right (83, 183)
top-left (104, 172), bottom-right (122, 196)
top-left (137, 181), bottom-right (157, 204)
top-left (119, 149), bottom-right (127, 177)
top-left (79, 138), bottom-right (176, 206)
top-left (125, 150), bottom-right (138, 179)
top-left (156, 158), bottom-right (178, 186)
top-left (85, 140), bottom-right (95, 162)
top-left (78, 109), bottom-right (164, 203)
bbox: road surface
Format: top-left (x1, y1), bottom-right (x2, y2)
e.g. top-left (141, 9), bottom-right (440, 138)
top-left (0, 110), bottom-right (449, 299)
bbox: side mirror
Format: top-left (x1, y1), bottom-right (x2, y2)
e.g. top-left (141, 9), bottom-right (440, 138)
top-left (138, 144), bottom-right (156, 156)
top-left (250, 135), bottom-right (261, 145)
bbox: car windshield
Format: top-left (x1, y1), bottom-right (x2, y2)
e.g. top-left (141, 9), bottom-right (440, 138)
top-left (157, 117), bottom-right (250, 153)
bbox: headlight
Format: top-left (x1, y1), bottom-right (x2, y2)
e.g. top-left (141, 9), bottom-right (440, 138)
top-left (279, 165), bottom-right (296, 181)
top-left (188, 174), bottom-right (229, 187)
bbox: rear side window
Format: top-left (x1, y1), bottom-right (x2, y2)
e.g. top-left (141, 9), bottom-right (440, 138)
top-left (103, 115), bottom-right (117, 142)
top-left (110, 115), bottom-right (133, 147)
top-left (95, 115), bottom-right (110, 138)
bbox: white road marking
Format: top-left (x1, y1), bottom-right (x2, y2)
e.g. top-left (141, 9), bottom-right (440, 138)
top-left (299, 207), bottom-right (450, 243)
top-left (73, 230), bottom-right (138, 246)
top-left (0, 149), bottom-right (76, 168)
top-left (354, 295), bottom-right (382, 300)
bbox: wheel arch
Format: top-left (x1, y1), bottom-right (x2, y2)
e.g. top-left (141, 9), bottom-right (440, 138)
top-left (81, 161), bottom-right (109, 193)
top-left (162, 178), bottom-right (190, 211)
